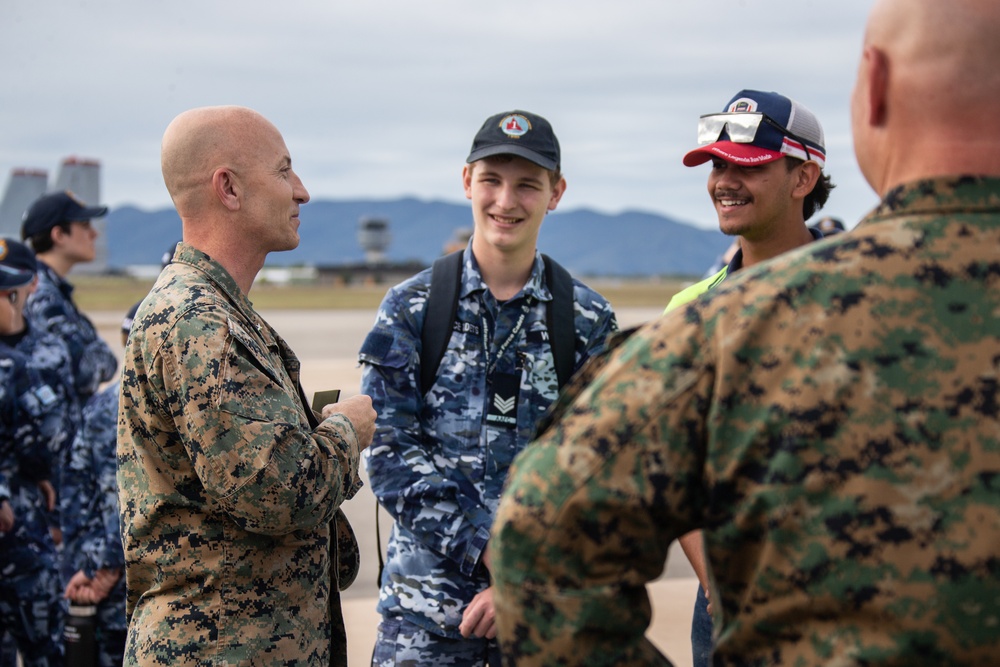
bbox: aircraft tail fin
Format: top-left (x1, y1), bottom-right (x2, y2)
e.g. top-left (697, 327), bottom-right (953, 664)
top-left (0, 168), bottom-right (48, 239)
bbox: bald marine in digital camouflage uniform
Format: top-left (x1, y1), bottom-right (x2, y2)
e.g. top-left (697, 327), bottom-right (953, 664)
top-left (118, 106), bottom-right (376, 667)
top-left (490, 0), bottom-right (1000, 664)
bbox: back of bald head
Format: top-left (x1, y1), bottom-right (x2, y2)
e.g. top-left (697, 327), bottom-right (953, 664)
top-left (160, 106), bottom-right (273, 217)
top-left (856, 0), bottom-right (1000, 188)
top-left (867, 0), bottom-right (1000, 137)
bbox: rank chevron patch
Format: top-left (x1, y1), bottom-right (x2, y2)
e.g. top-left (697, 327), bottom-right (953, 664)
top-left (493, 394), bottom-right (516, 414)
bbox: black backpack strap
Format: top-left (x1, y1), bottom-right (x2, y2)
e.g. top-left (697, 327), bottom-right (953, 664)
top-left (420, 250), bottom-right (464, 395)
top-left (542, 254), bottom-right (576, 389)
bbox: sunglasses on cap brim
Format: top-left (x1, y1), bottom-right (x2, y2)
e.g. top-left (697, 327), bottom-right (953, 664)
top-left (697, 112), bottom-right (811, 151)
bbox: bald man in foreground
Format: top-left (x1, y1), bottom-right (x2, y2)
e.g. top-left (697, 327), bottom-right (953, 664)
top-left (118, 106), bottom-right (376, 667)
top-left (491, 0), bottom-right (1000, 664)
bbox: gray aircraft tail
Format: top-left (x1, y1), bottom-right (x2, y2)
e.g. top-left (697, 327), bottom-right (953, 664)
top-left (0, 157), bottom-right (107, 273)
top-left (0, 168), bottom-right (48, 239)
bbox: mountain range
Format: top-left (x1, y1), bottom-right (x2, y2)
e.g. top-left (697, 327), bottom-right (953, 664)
top-left (105, 197), bottom-right (731, 278)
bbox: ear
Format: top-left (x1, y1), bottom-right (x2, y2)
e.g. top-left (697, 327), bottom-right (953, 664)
top-left (793, 161), bottom-right (821, 198)
top-left (863, 45), bottom-right (889, 127)
top-left (462, 164), bottom-right (474, 201)
top-left (212, 168), bottom-right (241, 212)
top-left (49, 224), bottom-right (67, 245)
top-left (547, 176), bottom-right (567, 212)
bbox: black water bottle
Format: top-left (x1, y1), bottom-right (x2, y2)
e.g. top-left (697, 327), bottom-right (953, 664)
top-left (64, 604), bottom-right (97, 667)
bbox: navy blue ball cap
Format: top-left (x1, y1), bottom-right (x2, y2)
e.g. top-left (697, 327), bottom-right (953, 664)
top-left (0, 238), bottom-right (38, 289)
top-left (21, 191), bottom-right (108, 240)
top-left (812, 216), bottom-right (846, 235)
top-left (466, 110), bottom-right (560, 171)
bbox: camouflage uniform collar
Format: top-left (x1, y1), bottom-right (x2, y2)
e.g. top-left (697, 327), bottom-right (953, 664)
top-left (461, 241), bottom-right (551, 303)
top-left (171, 242), bottom-right (258, 321)
top-left (36, 259), bottom-right (74, 300)
top-left (867, 175), bottom-right (1000, 222)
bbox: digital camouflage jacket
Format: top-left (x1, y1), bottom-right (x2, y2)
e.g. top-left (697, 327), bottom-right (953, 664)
top-left (493, 176), bottom-right (1000, 666)
top-left (118, 243), bottom-right (363, 667)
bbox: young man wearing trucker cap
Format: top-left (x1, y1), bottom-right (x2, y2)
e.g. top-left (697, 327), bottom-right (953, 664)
top-left (667, 89), bottom-right (836, 309)
top-left (666, 89), bottom-right (836, 666)
top-left (359, 110), bottom-right (617, 665)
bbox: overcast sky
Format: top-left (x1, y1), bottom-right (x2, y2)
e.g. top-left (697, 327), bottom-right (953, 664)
top-left (1, 0), bottom-right (878, 232)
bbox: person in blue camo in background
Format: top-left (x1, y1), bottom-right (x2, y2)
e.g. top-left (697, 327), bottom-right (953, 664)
top-left (20, 192), bottom-right (118, 536)
top-left (0, 240), bottom-right (77, 527)
top-left (20, 192), bottom-right (117, 408)
top-left (810, 215), bottom-right (846, 237)
top-left (0, 238), bottom-right (64, 667)
top-left (59, 305), bottom-right (136, 667)
top-left (0, 239), bottom-right (75, 667)
top-left (359, 109), bottom-right (618, 666)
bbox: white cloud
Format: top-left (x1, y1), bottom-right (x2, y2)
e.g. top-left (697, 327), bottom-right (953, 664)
top-left (0, 0), bottom-right (880, 231)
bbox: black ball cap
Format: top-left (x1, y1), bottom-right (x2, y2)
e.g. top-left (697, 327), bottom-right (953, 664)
top-left (0, 238), bottom-right (38, 289)
top-left (466, 110), bottom-right (560, 171)
top-left (21, 191), bottom-right (108, 240)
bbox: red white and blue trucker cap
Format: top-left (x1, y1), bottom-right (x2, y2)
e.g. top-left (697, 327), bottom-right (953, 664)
top-left (683, 89), bottom-right (826, 169)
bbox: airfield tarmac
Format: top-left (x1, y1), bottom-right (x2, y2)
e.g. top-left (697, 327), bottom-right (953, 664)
top-left (94, 306), bottom-right (697, 665)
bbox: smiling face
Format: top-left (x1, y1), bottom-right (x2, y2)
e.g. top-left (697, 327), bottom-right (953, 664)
top-left (239, 121), bottom-right (310, 254)
top-left (463, 155), bottom-right (566, 262)
top-left (706, 157), bottom-right (806, 241)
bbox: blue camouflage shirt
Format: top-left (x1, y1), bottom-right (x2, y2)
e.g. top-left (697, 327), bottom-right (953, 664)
top-left (25, 260), bottom-right (117, 405)
top-left (61, 381), bottom-right (124, 584)
top-left (10, 324), bottom-right (78, 467)
top-left (0, 346), bottom-right (58, 577)
top-left (359, 244), bottom-right (618, 637)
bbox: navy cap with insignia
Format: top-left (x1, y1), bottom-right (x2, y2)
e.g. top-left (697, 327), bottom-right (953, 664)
top-left (466, 110), bottom-right (560, 171)
top-left (21, 191), bottom-right (108, 240)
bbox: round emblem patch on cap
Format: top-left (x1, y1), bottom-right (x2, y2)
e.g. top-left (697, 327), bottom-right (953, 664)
top-left (0, 240), bottom-right (7, 261)
top-left (727, 98), bottom-right (759, 113)
top-left (500, 114), bottom-right (531, 138)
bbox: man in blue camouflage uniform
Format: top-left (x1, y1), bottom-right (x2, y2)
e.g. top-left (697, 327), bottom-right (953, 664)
top-left (119, 106), bottom-right (376, 667)
top-left (59, 310), bottom-right (134, 667)
top-left (359, 110), bottom-right (618, 666)
top-left (664, 90), bottom-right (836, 667)
top-left (0, 240), bottom-right (64, 667)
top-left (491, 0), bottom-right (1000, 664)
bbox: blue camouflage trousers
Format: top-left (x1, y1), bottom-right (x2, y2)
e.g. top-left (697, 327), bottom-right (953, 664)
top-left (372, 615), bottom-right (502, 667)
top-left (0, 564), bottom-right (66, 667)
top-left (91, 576), bottom-right (127, 667)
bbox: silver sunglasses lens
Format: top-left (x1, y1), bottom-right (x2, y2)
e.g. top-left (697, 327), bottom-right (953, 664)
top-left (697, 113), bottom-right (764, 145)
